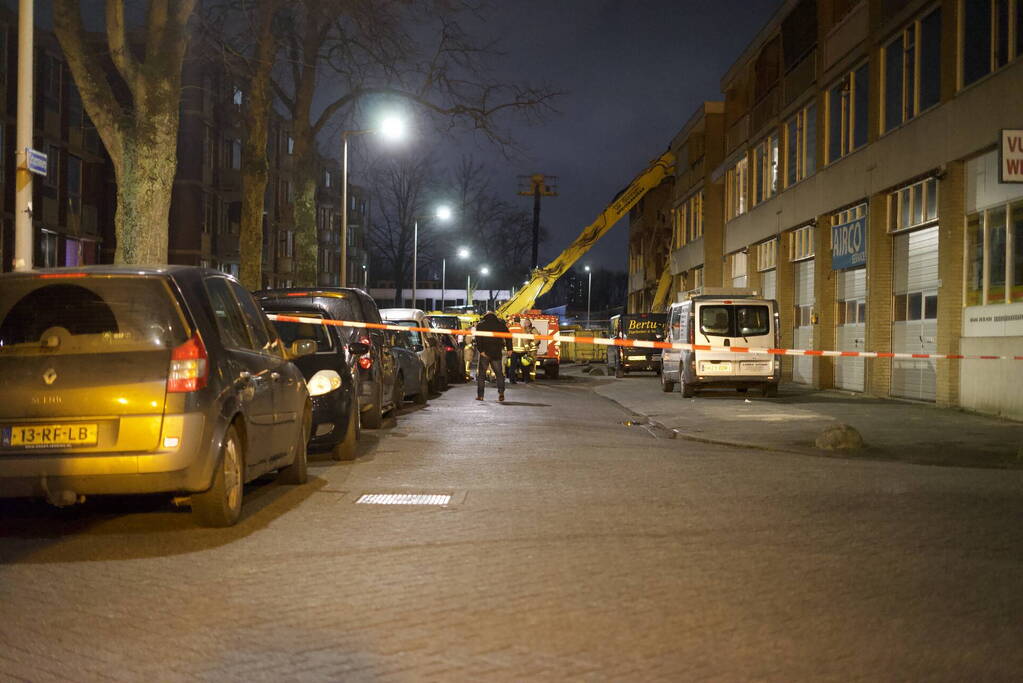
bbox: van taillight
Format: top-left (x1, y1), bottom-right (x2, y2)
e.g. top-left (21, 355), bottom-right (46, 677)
top-left (168, 334), bottom-right (208, 392)
top-left (688, 318), bottom-right (695, 344)
top-left (358, 335), bottom-right (373, 370)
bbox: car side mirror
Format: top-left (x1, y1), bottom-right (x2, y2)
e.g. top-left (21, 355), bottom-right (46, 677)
top-left (289, 339), bottom-right (317, 358)
top-left (348, 341), bottom-right (370, 356)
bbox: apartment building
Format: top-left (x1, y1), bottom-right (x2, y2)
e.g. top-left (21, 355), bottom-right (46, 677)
top-left (0, 13), bottom-right (112, 271)
top-left (694, 0), bottom-right (1023, 419)
top-left (626, 178), bottom-right (672, 312)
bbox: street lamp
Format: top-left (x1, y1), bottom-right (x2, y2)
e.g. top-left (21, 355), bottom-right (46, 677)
top-left (412, 204), bottom-right (452, 308)
top-left (584, 265), bottom-right (592, 328)
top-left (442, 246), bottom-right (470, 312)
top-left (340, 114), bottom-right (404, 286)
top-left (479, 265), bottom-right (491, 309)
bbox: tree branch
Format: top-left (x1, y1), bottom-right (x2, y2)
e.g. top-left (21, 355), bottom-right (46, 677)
top-left (106, 0), bottom-right (142, 96)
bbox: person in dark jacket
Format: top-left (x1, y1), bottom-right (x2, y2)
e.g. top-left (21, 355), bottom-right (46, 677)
top-left (474, 312), bottom-right (512, 401)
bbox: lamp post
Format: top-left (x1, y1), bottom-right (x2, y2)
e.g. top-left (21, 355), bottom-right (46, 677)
top-left (340, 115), bottom-right (403, 286)
top-left (584, 265), bottom-right (592, 328)
top-left (480, 265), bottom-right (491, 309)
top-left (441, 247), bottom-right (470, 312)
top-left (412, 204), bottom-right (452, 308)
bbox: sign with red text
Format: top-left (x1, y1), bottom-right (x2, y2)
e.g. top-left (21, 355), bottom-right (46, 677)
top-left (1000, 129), bottom-right (1023, 183)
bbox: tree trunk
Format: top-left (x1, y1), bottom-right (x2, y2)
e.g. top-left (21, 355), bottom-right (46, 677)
top-left (113, 134), bottom-right (177, 264)
top-left (238, 0), bottom-right (279, 290)
top-left (291, 156), bottom-right (319, 286)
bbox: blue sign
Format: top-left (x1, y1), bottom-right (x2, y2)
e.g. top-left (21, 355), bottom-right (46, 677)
top-left (26, 148), bottom-right (48, 176)
top-left (831, 216), bottom-right (867, 269)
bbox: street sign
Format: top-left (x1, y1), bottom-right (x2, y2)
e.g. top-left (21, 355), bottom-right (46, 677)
top-left (26, 148), bottom-right (48, 176)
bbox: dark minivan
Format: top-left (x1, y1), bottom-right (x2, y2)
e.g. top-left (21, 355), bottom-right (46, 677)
top-left (0, 266), bottom-right (312, 527)
top-left (257, 288), bottom-right (396, 429)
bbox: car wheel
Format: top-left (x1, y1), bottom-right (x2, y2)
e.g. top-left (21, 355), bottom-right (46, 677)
top-left (614, 365), bottom-right (624, 379)
top-left (361, 376), bottom-right (384, 429)
top-left (660, 370), bottom-right (675, 393)
top-left (332, 402), bottom-right (359, 461)
top-left (547, 364), bottom-right (559, 380)
top-left (415, 370), bottom-right (429, 405)
top-left (278, 407), bottom-right (310, 484)
top-left (680, 375), bottom-right (696, 398)
top-left (192, 424), bottom-right (244, 527)
top-left (391, 373), bottom-right (404, 416)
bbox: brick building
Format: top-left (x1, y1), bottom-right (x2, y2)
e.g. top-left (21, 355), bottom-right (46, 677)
top-left (629, 0), bottom-right (1023, 420)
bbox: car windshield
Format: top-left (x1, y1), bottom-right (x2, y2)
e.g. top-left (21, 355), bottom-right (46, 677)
top-left (0, 276), bottom-right (188, 355)
top-left (699, 305), bottom-right (770, 337)
top-left (268, 311), bottom-right (333, 352)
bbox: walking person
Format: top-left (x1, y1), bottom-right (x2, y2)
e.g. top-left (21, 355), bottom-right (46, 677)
top-left (506, 316), bottom-right (524, 384)
top-left (474, 312), bottom-right (512, 401)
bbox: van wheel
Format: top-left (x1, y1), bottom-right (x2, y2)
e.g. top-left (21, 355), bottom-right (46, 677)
top-left (545, 364), bottom-right (560, 380)
top-left (660, 372), bottom-right (675, 393)
top-left (192, 424), bottom-right (244, 527)
top-left (361, 378), bottom-right (383, 429)
top-left (278, 407), bottom-right (310, 484)
top-left (680, 377), bottom-right (695, 398)
top-left (614, 366), bottom-right (624, 379)
top-left (332, 404), bottom-right (359, 461)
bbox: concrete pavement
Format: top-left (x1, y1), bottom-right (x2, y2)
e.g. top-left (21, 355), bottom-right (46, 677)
top-left (582, 363), bottom-right (1023, 469)
top-left (2, 376), bottom-right (1023, 680)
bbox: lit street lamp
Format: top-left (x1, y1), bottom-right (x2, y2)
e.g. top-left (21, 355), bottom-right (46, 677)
top-left (341, 115), bottom-right (403, 286)
top-left (584, 265), bottom-right (592, 328)
top-left (479, 265), bottom-right (491, 309)
top-left (412, 204), bottom-right (452, 307)
top-left (442, 247), bottom-right (470, 312)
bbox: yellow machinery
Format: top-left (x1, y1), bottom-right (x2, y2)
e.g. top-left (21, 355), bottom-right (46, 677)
top-left (496, 150), bottom-right (675, 318)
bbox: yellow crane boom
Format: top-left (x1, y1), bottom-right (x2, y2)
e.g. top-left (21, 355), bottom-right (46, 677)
top-left (497, 150), bottom-right (675, 318)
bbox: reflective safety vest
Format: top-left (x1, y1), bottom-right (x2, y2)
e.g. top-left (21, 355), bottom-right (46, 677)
top-left (509, 323), bottom-right (525, 352)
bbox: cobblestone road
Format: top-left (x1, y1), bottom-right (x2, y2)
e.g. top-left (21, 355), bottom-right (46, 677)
top-left (2, 374), bottom-right (1022, 681)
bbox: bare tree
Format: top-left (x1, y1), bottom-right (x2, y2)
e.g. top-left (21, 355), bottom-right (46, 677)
top-left (275, 0), bottom-right (561, 286)
top-left (53, 0), bottom-right (198, 264)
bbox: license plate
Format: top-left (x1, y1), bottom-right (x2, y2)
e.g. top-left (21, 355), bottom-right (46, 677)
top-left (702, 362), bottom-right (732, 373)
top-left (7, 424), bottom-right (98, 448)
top-left (627, 355), bottom-right (648, 361)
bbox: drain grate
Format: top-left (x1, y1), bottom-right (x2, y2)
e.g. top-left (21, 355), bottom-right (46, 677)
top-left (356, 493), bottom-right (452, 505)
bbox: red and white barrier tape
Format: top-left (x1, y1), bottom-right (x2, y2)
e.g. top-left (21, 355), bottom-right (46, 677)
top-left (264, 314), bottom-right (1023, 361)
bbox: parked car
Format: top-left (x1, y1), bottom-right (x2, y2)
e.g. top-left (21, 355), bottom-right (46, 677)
top-left (259, 288), bottom-right (396, 428)
top-left (258, 298), bottom-right (369, 460)
top-left (0, 266), bottom-right (312, 527)
top-left (380, 308), bottom-right (442, 392)
top-left (428, 316), bottom-right (468, 384)
top-left (389, 330), bottom-right (430, 406)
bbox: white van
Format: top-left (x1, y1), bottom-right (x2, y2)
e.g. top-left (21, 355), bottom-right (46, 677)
top-left (660, 289), bottom-right (780, 397)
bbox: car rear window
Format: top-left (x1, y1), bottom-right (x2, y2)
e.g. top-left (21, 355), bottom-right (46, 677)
top-left (699, 305), bottom-right (771, 337)
top-left (0, 276), bottom-right (189, 355)
top-left (269, 312), bottom-right (333, 352)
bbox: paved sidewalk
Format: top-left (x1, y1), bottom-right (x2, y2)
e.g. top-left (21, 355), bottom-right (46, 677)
top-left (569, 364), bottom-right (1023, 469)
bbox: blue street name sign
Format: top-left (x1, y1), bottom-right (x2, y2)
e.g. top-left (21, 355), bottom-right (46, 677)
top-left (831, 216), bottom-right (867, 270)
top-left (26, 148), bottom-right (48, 176)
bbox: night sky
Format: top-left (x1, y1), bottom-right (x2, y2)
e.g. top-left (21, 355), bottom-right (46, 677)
top-left (454, 0), bottom-right (782, 273)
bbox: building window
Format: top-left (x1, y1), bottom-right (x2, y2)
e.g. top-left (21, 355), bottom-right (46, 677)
top-left (789, 224), bottom-right (815, 261)
top-left (757, 238), bottom-right (778, 271)
top-left (0, 124), bottom-right (5, 187)
top-left (44, 144), bottom-right (60, 188)
top-left (673, 191), bottom-right (704, 248)
top-left (961, 0), bottom-right (1022, 88)
top-left (287, 136), bottom-right (295, 155)
top-left (232, 86), bottom-right (243, 108)
top-left (729, 251), bottom-right (748, 287)
top-left (827, 63), bottom-right (869, 164)
top-left (230, 139), bottom-right (242, 170)
top-left (67, 155), bottom-right (82, 214)
top-left (39, 230), bottom-right (58, 268)
top-left (884, 7), bottom-right (942, 133)
top-left (888, 177), bottom-right (938, 232)
top-left (752, 133), bottom-right (780, 206)
top-left (725, 155), bottom-right (748, 220)
top-left (278, 230), bottom-right (294, 258)
top-left (966, 200), bottom-right (1023, 305)
top-left (324, 170), bottom-right (332, 188)
top-left (785, 101), bottom-right (816, 188)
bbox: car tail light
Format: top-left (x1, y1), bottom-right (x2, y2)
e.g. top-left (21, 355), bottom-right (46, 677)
top-left (358, 335), bottom-right (373, 370)
top-left (168, 333), bottom-right (209, 392)
top-left (445, 345), bottom-right (455, 352)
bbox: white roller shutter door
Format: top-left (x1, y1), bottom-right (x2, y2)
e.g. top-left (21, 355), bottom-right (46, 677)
top-left (792, 259), bottom-right (814, 384)
top-left (891, 226), bottom-right (938, 401)
top-left (835, 267), bottom-right (866, 391)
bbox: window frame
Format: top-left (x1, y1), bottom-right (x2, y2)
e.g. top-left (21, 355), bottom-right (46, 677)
top-left (958, 0), bottom-right (1022, 89)
top-left (826, 62), bottom-right (869, 164)
top-left (887, 177), bottom-right (939, 233)
top-left (966, 199), bottom-right (1023, 305)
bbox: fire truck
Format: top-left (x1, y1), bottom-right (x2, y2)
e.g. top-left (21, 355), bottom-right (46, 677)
top-left (517, 310), bottom-right (561, 379)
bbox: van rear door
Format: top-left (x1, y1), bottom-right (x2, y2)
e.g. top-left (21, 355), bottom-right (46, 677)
top-left (693, 301), bottom-right (774, 378)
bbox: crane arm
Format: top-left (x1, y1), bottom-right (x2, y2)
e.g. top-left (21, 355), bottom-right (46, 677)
top-left (650, 260), bottom-right (673, 312)
top-left (497, 150), bottom-right (675, 318)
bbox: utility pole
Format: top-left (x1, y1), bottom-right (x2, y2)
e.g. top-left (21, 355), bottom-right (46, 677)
top-left (13, 0), bottom-right (34, 271)
top-left (517, 174), bottom-right (557, 269)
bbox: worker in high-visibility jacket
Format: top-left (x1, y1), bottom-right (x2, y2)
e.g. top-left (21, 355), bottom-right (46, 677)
top-left (506, 317), bottom-right (525, 384)
top-left (520, 317), bottom-right (538, 382)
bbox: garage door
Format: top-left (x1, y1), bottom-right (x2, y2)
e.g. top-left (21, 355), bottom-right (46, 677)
top-left (792, 259), bottom-right (814, 384)
top-left (760, 269), bottom-right (776, 301)
top-left (892, 226), bottom-right (938, 401)
top-left (835, 267), bottom-right (866, 391)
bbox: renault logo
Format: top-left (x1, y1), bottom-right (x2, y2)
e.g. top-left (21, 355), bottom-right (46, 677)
top-left (43, 368), bottom-right (58, 385)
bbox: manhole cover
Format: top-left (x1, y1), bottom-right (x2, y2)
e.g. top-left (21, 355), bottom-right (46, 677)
top-left (356, 493), bottom-right (452, 505)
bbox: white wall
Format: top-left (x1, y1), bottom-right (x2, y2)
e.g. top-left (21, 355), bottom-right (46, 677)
top-left (960, 338), bottom-right (1023, 421)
